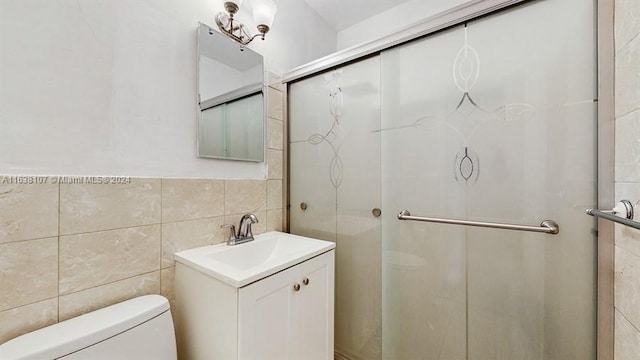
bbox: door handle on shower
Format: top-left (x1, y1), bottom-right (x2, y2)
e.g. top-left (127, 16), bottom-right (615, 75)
top-left (397, 210), bottom-right (559, 235)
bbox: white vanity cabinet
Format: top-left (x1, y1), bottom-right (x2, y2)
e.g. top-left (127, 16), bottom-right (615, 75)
top-left (174, 240), bottom-right (335, 360)
top-left (238, 252), bottom-right (334, 359)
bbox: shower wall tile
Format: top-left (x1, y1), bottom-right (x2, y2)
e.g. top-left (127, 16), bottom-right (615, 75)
top-left (161, 217), bottom-right (225, 268)
top-left (59, 225), bottom-right (161, 294)
top-left (59, 178), bottom-right (161, 235)
top-left (267, 209), bottom-right (284, 232)
top-left (615, 182), bottom-right (640, 256)
top-left (615, 309), bottom-right (640, 360)
top-left (615, 245), bottom-right (640, 329)
top-left (615, 0), bottom-right (640, 353)
top-left (0, 182), bottom-right (58, 244)
top-left (224, 180), bottom-right (266, 215)
top-left (267, 149), bottom-right (284, 179)
top-left (0, 298), bottom-right (58, 343)
top-left (161, 179), bottom-right (224, 223)
top-left (268, 71), bottom-right (284, 92)
top-left (0, 237), bottom-right (58, 312)
top-left (615, 35), bottom-right (640, 118)
top-left (615, 0), bottom-right (640, 53)
top-left (615, 110), bottom-right (640, 182)
top-left (267, 180), bottom-right (283, 209)
top-left (58, 271), bottom-right (160, 322)
top-left (267, 118), bottom-right (284, 150)
top-left (160, 267), bottom-right (175, 309)
top-left (267, 86), bottom-right (284, 120)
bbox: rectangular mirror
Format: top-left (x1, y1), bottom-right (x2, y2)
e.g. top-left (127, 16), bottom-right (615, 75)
top-left (197, 22), bottom-right (265, 162)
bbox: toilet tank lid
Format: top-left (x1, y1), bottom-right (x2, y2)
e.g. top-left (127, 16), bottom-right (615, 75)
top-left (0, 295), bottom-right (170, 360)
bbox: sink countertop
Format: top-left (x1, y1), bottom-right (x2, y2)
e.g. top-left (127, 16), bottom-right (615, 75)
top-left (174, 231), bottom-right (335, 288)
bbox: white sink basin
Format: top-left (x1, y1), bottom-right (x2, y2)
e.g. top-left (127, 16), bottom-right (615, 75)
top-left (174, 231), bottom-right (335, 288)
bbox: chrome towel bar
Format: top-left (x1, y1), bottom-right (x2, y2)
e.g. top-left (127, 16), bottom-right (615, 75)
top-left (397, 210), bottom-right (560, 235)
top-left (586, 200), bottom-right (640, 231)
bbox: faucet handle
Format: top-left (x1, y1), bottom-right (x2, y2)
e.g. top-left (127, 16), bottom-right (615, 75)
top-left (220, 224), bottom-right (237, 244)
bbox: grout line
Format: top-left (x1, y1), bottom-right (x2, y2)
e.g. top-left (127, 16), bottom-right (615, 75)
top-left (57, 181), bottom-right (61, 323)
top-left (0, 235), bottom-right (60, 245)
top-left (59, 269), bottom-right (160, 298)
top-left (0, 296), bottom-right (59, 315)
top-left (615, 32), bottom-right (640, 56)
top-left (159, 179), bottom-right (163, 292)
top-left (59, 222), bottom-right (164, 237)
top-left (615, 307), bottom-right (640, 333)
top-left (615, 106), bottom-right (640, 121)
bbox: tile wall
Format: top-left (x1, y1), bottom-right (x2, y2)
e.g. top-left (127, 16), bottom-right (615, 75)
top-left (0, 75), bottom-right (286, 343)
top-left (614, 0), bottom-right (640, 357)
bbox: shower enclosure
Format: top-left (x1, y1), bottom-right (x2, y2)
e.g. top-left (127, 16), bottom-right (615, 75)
top-left (288, 0), bottom-right (598, 358)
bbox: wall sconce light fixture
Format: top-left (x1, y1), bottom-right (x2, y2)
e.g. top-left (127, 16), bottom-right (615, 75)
top-left (215, 0), bottom-right (278, 46)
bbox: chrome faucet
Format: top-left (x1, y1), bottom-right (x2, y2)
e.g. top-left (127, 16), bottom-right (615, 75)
top-left (220, 213), bottom-right (259, 245)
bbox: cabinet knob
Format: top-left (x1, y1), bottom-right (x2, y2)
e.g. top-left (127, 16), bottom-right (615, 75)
top-left (293, 283), bottom-right (301, 291)
top-left (372, 208), bottom-right (382, 217)
top-left (300, 202), bottom-right (308, 211)
top-left (302, 278), bottom-right (310, 286)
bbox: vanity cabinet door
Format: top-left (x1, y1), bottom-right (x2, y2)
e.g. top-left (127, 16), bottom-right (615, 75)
top-left (237, 250), bottom-right (335, 360)
top-left (291, 251), bottom-right (335, 360)
top-left (237, 267), bottom-right (296, 360)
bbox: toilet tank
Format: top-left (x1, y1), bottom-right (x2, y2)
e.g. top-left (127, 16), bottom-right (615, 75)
top-left (0, 295), bottom-right (177, 360)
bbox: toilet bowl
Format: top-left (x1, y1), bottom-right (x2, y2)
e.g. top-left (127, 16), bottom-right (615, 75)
top-left (0, 295), bottom-right (177, 360)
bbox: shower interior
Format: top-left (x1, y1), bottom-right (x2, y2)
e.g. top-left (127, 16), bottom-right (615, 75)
top-left (288, 0), bottom-right (598, 358)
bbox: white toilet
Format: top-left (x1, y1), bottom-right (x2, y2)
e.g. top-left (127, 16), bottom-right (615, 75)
top-left (0, 295), bottom-right (177, 360)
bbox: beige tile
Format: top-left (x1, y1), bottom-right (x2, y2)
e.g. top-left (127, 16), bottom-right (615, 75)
top-left (0, 298), bottom-right (58, 343)
top-left (59, 178), bottom-right (161, 235)
top-left (615, 110), bottom-right (640, 182)
top-left (268, 71), bottom-right (284, 92)
top-left (58, 271), bottom-right (160, 321)
top-left (615, 309), bottom-right (640, 360)
top-left (615, 245), bottom-right (640, 328)
top-left (0, 182), bottom-right (58, 244)
top-left (224, 180), bottom-right (266, 215)
top-left (615, 182), bottom-right (640, 256)
top-left (267, 87), bottom-right (283, 120)
top-left (267, 180), bottom-right (283, 210)
top-left (267, 149), bottom-right (283, 180)
top-left (161, 267), bottom-right (175, 310)
top-left (615, 0), bottom-right (640, 54)
top-left (615, 35), bottom-right (640, 118)
top-left (161, 179), bottom-right (224, 223)
top-left (224, 211), bottom-right (267, 236)
top-left (161, 217), bottom-right (225, 267)
top-left (266, 209), bottom-right (283, 232)
top-left (267, 118), bottom-right (284, 150)
top-left (0, 237), bottom-right (58, 311)
top-left (59, 225), bottom-right (161, 295)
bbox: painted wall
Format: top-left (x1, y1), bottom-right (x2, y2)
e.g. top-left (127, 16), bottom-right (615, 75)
top-left (613, 0), bottom-right (640, 358)
top-left (336, 0), bottom-right (469, 50)
top-left (0, 0), bottom-right (335, 179)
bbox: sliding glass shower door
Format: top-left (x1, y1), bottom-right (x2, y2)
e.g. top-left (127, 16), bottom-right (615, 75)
top-left (289, 57), bottom-right (382, 359)
top-left (380, 0), bottom-right (596, 358)
top-left (289, 0), bottom-right (596, 358)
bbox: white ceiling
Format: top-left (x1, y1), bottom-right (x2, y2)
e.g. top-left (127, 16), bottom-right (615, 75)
top-left (302, 0), bottom-right (412, 31)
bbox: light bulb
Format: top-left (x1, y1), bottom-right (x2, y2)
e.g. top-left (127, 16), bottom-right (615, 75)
top-left (252, 0), bottom-right (277, 29)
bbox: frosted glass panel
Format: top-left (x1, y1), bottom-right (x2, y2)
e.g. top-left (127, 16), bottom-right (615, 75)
top-left (289, 57), bottom-right (382, 359)
top-left (380, 0), bottom-right (596, 359)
